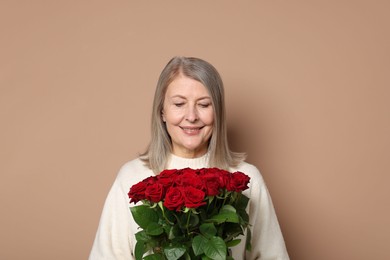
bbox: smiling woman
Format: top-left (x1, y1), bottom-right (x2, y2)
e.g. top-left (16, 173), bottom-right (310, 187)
top-left (141, 56), bottom-right (247, 173)
top-left (162, 75), bottom-right (214, 158)
top-left (89, 56), bottom-right (289, 259)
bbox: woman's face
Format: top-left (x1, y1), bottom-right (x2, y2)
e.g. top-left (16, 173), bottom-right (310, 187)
top-left (162, 75), bottom-right (214, 158)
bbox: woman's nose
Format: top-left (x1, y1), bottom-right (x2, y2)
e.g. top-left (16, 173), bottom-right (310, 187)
top-left (185, 106), bottom-right (198, 122)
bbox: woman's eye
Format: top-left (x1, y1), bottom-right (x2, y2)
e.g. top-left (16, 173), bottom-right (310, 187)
top-left (174, 103), bottom-right (184, 107)
top-left (199, 103), bottom-right (210, 108)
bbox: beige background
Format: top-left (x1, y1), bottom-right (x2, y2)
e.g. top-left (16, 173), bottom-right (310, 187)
top-left (1, 1), bottom-right (389, 259)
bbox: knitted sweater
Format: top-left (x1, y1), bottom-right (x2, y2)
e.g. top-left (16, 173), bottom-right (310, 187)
top-left (89, 153), bottom-right (289, 259)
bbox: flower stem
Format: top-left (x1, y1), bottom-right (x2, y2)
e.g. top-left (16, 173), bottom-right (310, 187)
top-left (186, 211), bottom-right (191, 235)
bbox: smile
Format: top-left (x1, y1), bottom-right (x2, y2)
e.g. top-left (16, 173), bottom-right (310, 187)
top-left (180, 126), bottom-right (204, 135)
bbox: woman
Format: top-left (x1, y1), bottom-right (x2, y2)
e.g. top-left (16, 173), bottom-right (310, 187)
top-left (89, 56), bottom-right (289, 259)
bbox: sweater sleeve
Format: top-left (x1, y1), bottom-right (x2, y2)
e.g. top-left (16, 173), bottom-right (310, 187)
top-left (243, 164), bottom-right (289, 260)
top-left (89, 175), bottom-right (134, 260)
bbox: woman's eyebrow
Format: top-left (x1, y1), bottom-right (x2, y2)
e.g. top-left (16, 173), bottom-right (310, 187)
top-left (170, 95), bottom-right (211, 101)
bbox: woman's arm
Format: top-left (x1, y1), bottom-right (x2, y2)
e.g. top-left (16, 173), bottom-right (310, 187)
top-left (242, 164), bottom-right (290, 259)
top-left (89, 179), bottom-right (134, 260)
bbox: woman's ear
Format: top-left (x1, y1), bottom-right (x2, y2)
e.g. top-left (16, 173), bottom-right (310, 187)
top-left (161, 111), bottom-right (166, 122)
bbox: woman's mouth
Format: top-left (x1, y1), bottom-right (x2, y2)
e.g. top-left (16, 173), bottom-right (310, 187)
top-left (180, 126), bottom-right (204, 135)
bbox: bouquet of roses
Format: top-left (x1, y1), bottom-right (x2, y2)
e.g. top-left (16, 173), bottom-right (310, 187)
top-left (128, 167), bottom-right (251, 260)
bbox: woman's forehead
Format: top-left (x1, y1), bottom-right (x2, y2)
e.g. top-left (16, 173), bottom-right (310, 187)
top-left (165, 76), bottom-right (210, 97)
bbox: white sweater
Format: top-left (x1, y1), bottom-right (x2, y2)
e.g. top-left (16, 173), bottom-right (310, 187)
top-left (89, 153), bottom-right (289, 259)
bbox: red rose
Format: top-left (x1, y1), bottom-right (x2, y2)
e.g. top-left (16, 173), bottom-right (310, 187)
top-left (181, 186), bottom-right (206, 208)
top-left (199, 168), bottom-right (230, 196)
top-left (163, 187), bottom-right (184, 211)
top-left (227, 171), bottom-right (250, 192)
top-left (216, 169), bottom-right (230, 189)
top-left (200, 172), bottom-right (221, 196)
top-left (145, 183), bottom-right (164, 203)
top-left (157, 169), bottom-right (179, 188)
top-left (128, 181), bottom-right (148, 203)
top-left (181, 168), bottom-right (197, 175)
top-left (159, 169), bottom-right (179, 177)
top-left (143, 176), bottom-right (157, 184)
top-left (176, 168), bottom-right (204, 190)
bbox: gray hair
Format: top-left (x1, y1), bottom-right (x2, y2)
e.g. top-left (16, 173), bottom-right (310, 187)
top-left (141, 56), bottom-right (245, 173)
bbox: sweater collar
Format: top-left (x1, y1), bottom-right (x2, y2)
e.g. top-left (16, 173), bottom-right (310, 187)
top-left (166, 152), bottom-right (210, 170)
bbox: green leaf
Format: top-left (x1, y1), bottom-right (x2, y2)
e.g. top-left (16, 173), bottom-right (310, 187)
top-left (134, 241), bottom-right (145, 260)
top-left (201, 256), bottom-right (213, 260)
top-left (135, 230), bottom-right (151, 242)
top-left (192, 235), bottom-right (208, 256)
top-left (130, 205), bottom-right (159, 229)
top-left (164, 245), bottom-right (187, 260)
top-left (221, 205), bottom-right (236, 213)
top-left (208, 206), bottom-right (239, 224)
top-left (184, 252), bottom-right (192, 260)
top-left (143, 254), bottom-right (163, 260)
top-left (163, 206), bottom-right (176, 224)
top-left (235, 194), bottom-right (250, 210)
top-left (237, 208), bottom-right (249, 224)
top-left (223, 223), bottom-right (244, 239)
top-left (246, 227), bottom-right (252, 251)
top-left (203, 236), bottom-right (227, 260)
top-left (199, 223), bottom-right (217, 237)
top-left (188, 213), bottom-right (200, 229)
top-left (207, 196), bottom-right (214, 204)
top-left (226, 239), bottom-right (241, 248)
top-left (168, 225), bottom-right (182, 240)
top-left (163, 224), bottom-right (171, 236)
top-left (146, 222), bottom-right (164, 236)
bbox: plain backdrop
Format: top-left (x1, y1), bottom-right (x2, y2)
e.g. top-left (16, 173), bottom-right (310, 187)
top-left (1, 1), bottom-right (389, 259)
